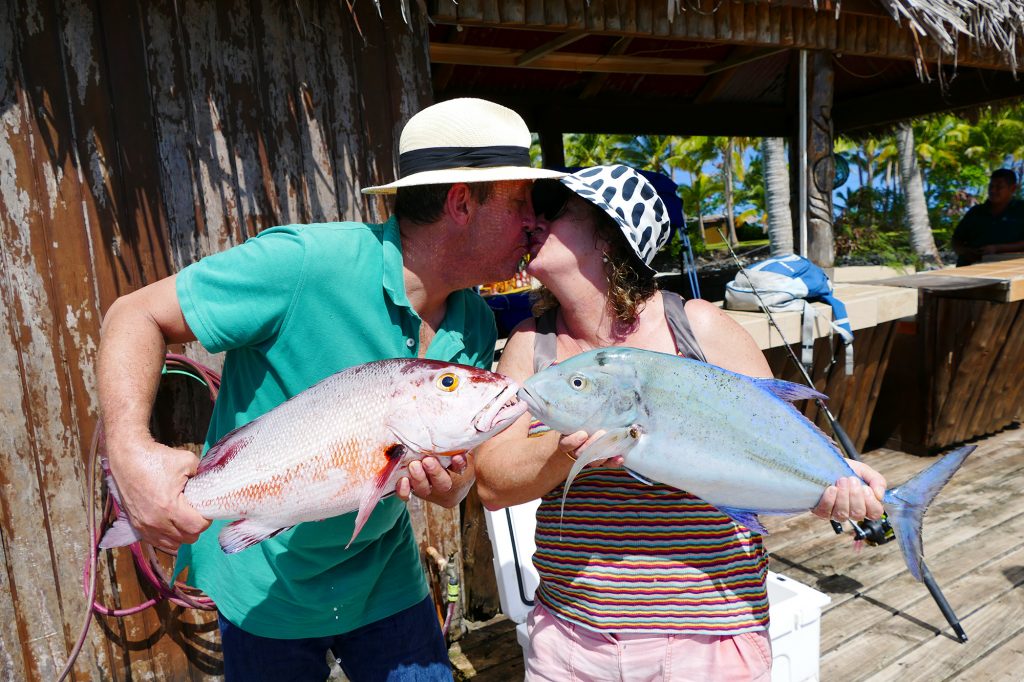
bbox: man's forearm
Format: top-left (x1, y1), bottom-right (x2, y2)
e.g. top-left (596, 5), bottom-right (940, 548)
top-left (986, 240), bottom-right (1024, 255)
top-left (97, 295), bottom-right (170, 453)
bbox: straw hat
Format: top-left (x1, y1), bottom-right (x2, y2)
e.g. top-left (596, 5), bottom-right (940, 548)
top-left (362, 98), bottom-right (566, 194)
top-left (560, 165), bottom-right (672, 276)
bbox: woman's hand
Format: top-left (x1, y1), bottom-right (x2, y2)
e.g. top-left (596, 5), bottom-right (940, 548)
top-left (812, 459), bottom-right (887, 522)
top-left (557, 430), bottom-right (625, 469)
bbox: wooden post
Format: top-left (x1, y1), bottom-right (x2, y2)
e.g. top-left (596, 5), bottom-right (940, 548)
top-left (807, 50), bottom-right (836, 267)
top-left (538, 128), bottom-right (566, 169)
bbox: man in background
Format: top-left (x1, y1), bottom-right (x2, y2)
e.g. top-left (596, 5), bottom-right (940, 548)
top-left (952, 168), bottom-right (1024, 266)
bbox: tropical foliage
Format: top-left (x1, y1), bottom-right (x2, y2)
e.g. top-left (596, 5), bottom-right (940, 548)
top-left (536, 102), bottom-right (1024, 268)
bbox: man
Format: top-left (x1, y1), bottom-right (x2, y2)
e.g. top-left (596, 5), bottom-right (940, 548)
top-left (952, 168), bottom-right (1024, 266)
top-left (97, 97), bottom-right (564, 681)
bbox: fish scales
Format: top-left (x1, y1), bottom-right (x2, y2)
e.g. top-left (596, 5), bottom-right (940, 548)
top-left (188, 362), bottom-right (397, 522)
top-left (101, 358), bottom-right (527, 553)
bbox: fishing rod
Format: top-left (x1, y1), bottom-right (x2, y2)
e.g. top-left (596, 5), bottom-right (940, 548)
top-left (714, 228), bottom-right (968, 643)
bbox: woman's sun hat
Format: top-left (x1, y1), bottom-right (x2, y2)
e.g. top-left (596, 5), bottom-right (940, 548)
top-left (560, 165), bottom-right (672, 276)
top-left (362, 98), bottom-right (566, 194)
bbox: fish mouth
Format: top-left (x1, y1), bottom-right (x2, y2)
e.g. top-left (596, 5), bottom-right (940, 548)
top-left (475, 383), bottom-right (527, 434)
top-left (517, 385), bottom-right (542, 415)
top-left (517, 385), bottom-right (597, 435)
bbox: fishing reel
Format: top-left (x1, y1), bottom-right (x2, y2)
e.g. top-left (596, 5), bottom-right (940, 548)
top-left (830, 514), bottom-right (895, 546)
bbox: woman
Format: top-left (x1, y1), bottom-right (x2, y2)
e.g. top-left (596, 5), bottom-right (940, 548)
top-left (474, 165), bottom-right (885, 682)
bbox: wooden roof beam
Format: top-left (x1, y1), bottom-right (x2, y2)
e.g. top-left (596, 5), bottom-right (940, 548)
top-left (430, 43), bottom-right (713, 76)
top-left (834, 70), bottom-right (1024, 133)
top-left (703, 46), bottom-right (790, 76)
top-left (437, 93), bottom-right (790, 137)
top-left (516, 30), bottom-right (589, 66)
top-left (432, 25), bottom-right (468, 93)
top-left (695, 46), bottom-right (790, 104)
top-left (580, 36), bottom-right (634, 99)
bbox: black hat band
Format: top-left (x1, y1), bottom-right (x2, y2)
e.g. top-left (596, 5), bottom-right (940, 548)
top-left (399, 145), bottom-right (531, 178)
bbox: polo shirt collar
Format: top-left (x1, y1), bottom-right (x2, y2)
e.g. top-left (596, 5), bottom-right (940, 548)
top-left (380, 215), bottom-right (469, 361)
top-left (381, 216), bottom-right (410, 308)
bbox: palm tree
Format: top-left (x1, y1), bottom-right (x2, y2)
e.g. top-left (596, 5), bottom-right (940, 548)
top-left (963, 106), bottom-right (1024, 175)
top-left (562, 133), bottom-right (632, 167)
top-left (677, 170), bottom-right (723, 244)
top-left (761, 137), bottom-right (793, 255)
top-left (671, 137), bottom-right (720, 243)
top-left (895, 123), bottom-right (941, 266)
top-left (837, 134), bottom-right (897, 226)
top-left (618, 135), bottom-right (679, 176)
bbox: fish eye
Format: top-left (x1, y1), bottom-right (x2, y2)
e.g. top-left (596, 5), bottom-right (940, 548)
top-left (569, 374), bottom-right (587, 391)
top-left (436, 373), bottom-right (459, 392)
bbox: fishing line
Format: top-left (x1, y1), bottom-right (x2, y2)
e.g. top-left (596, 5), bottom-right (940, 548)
top-left (713, 228), bottom-right (859, 456)
top-left (713, 228), bottom-right (967, 643)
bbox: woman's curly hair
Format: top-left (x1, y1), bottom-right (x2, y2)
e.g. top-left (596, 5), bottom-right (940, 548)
top-left (531, 198), bottom-right (658, 326)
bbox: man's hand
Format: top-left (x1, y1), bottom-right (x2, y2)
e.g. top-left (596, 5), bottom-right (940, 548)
top-left (812, 459), bottom-right (887, 522)
top-left (107, 439), bottom-right (211, 552)
top-left (395, 454), bottom-right (472, 508)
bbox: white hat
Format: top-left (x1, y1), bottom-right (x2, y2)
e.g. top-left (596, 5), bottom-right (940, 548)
top-left (362, 98), bottom-right (566, 195)
top-left (561, 165), bottom-right (672, 277)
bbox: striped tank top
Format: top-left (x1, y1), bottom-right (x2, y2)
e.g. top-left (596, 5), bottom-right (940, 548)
top-left (530, 293), bottom-right (770, 635)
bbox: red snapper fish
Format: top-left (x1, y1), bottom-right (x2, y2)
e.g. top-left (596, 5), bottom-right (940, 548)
top-left (101, 358), bottom-right (527, 553)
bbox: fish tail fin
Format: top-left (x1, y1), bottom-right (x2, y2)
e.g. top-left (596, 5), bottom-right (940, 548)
top-left (98, 511), bottom-right (142, 549)
top-left (883, 444), bottom-right (975, 581)
top-left (96, 454), bottom-right (140, 548)
top-left (98, 453), bottom-right (122, 506)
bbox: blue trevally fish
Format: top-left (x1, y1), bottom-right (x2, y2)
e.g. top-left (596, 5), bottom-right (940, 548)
top-left (518, 346), bottom-right (974, 583)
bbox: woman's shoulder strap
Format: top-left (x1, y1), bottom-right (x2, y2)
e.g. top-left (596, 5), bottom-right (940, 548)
top-left (662, 291), bottom-right (708, 362)
top-left (533, 307), bottom-right (559, 373)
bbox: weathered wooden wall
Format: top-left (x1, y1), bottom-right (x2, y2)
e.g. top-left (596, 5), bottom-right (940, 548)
top-left (0, 0), bottom-right (431, 679)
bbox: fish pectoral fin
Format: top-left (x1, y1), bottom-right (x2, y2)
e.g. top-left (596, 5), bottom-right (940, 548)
top-left (347, 444), bottom-right (407, 549)
top-left (719, 508), bottom-right (768, 536)
top-left (625, 468), bottom-right (659, 486)
top-left (560, 425), bottom-right (642, 525)
top-left (218, 519), bottom-right (291, 554)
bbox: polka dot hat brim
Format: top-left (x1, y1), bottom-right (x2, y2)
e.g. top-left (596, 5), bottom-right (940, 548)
top-left (560, 164), bottom-right (672, 276)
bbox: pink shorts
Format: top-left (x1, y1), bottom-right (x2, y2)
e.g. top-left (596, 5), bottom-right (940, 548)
top-left (525, 605), bottom-right (772, 682)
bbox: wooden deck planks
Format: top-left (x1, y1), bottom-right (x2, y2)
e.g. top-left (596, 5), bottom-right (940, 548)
top-left (452, 425), bottom-right (1024, 679)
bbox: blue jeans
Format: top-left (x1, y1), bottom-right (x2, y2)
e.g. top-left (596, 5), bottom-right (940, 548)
top-left (218, 596), bottom-right (453, 681)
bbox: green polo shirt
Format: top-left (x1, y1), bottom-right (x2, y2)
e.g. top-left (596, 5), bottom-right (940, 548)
top-left (173, 217), bottom-right (496, 638)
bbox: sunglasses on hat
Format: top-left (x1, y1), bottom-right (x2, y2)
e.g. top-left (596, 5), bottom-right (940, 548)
top-left (531, 180), bottom-right (573, 221)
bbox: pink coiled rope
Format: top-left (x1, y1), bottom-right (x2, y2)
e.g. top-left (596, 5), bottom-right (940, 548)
top-left (59, 354), bottom-right (220, 681)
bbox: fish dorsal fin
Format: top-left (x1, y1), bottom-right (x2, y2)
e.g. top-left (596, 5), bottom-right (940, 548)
top-left (751, 377), bottom-right (828, 403)
top-left (347, 443), bottom-right (407, 549)
top-left (218, 519), bottom-right (290, 554)
top-left (718, 508), bottom-right (768, 536)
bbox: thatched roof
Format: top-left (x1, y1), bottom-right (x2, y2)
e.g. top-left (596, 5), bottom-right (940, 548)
top-left (874, 0), bottom-right (1024, 71)
top-left (427, 0), bottom-right (1024, 136)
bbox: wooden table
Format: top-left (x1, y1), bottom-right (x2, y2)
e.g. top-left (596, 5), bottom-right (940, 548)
top-left (719, 282), bottom-right (918, 453)
top-left (869, 257), bottom-right (1024, 454)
